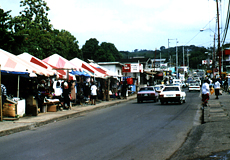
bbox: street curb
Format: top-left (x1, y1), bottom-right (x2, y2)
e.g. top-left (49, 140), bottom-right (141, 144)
top-left (0, 96), bottom-right (137, 137)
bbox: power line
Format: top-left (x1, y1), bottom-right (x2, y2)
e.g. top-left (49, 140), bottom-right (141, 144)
top-left (184, 17), bottom-right (216, 46)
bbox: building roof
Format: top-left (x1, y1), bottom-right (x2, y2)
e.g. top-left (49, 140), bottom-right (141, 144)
top-left (119, 58), bottom-right (150, 63)
top-left (97, 62), bottom-right (124, 66)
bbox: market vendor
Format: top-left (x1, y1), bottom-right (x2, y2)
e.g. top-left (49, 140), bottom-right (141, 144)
top-left (37, 80), bottom-right (46, 112)
top-left (1, 84), bottom-right (7, 105)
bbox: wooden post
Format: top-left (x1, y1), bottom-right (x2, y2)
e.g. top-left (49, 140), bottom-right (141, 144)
top-left (107, 78), bottom-right (110, 101)
top-left (17, 75), bottom-right (20, 97)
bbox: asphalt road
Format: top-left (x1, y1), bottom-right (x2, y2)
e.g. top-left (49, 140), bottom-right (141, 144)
top-left (0, 90), bottom-right (201, 160)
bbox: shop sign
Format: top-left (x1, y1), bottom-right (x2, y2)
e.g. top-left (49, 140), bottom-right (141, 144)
top-left (122, 63), bottom-right (143, 73)
top-left (202, 60), bottom-right (212, 64)
top-left (122, 64), bottom-right (131, 72)
top-left (131, 64), bottom-right (139, 72)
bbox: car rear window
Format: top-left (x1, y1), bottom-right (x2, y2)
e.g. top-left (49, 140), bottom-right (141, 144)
top-left (163, 87), bottom-right (179, 91)
top-left (140, 87), bottom-right (154, 91)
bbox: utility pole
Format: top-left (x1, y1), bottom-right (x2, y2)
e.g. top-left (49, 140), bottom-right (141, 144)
top-left (183, 46), bottom-right (185, 66)
top-left (187, 49), bottom-right (189, 69)
top-left (216, 0), bottom-right (221, 79)
top-left (176, 39), bottom-right (178, 79)
top-left (212, 34), bottom-right (216, 78)
top-left (168, 39), bottom-right (170, 67)
top-left (168, 39), bottom-right (175, 68)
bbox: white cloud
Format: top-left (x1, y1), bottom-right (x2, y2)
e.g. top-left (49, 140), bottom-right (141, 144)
top-left (122, 0), bottom-right (168, 9)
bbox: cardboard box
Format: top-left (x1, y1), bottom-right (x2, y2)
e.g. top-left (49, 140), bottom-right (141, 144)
top-left (47, 105), bottom-right (57, 112)
top-left (3, 103), bottom-right (16, 117)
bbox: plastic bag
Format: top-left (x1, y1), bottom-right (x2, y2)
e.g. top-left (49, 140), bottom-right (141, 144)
top-left (210, 87), bottom-right (214, 95)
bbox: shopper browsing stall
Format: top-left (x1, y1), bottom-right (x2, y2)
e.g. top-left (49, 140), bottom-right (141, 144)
top-left (90, 82), bottom-right (97, 105)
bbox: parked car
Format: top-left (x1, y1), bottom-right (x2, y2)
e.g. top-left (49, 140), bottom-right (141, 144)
top-left (159, 85), bottom-right (186, 104)
top-left (137, 86), bottom-right (159, 103)
top-left (189, 82), bottom-right (200, 92)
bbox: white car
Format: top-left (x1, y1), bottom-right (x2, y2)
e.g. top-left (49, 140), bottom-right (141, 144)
top-left (189, 82), bottom-right (200, 92)
top-left (159, 85), bottom-right (186, 104)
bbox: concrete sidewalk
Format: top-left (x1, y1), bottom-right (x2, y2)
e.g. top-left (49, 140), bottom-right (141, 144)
top-left (0, 95), bottom-right (137, 137)
top-left (170, 91), bottom-right (230, 160)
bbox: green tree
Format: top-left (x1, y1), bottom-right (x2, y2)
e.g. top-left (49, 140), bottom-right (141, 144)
top-left (6, 0), bottom-right (81, 60)
top-left (100, 42), bottom-right (122, 61)
top-left (95, 46), bottom-right (115, 62)
top-left (8, 0), bottom-right (52, 56)
top-left (54, 30), bottom-right (81, 60)
top-left (0, 8), bottom-right (12, 50)
top-left (0, 8), bottom-right (24, 53)
top-left (11, 0), bottom-right (51, 31)
top-left (81, 38), bottom-right (99, 61)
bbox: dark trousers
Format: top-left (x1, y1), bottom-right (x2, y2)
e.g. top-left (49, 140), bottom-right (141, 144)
top-left (202, 93), bottom-right (209, 105)
top-left (215, 89), bottom-right (219, 98)
top-left (2, 95), bottom-right (6, 106)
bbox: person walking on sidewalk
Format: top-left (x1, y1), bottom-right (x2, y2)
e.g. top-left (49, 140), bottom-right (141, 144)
top-left (201, 79), bottom-right (210, 106)
top-left (214, 79), bottom-right (221, 99)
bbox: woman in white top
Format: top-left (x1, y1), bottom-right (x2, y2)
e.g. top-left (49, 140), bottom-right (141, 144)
top-left (201, 79), bottom-right (210, 106)
top-left (214, 79), bottom-right (221, 99)
top-left (90, 82), bottom-right (97, 105)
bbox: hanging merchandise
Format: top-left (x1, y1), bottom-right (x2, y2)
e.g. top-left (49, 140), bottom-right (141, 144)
top-left (127, 78), bottom-right (133, 85)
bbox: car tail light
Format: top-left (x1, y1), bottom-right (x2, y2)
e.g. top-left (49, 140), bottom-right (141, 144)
top-left (159, 95), bottom-right (163, 97)
top-left (176, 94), bottom-right (180, 97)
top-left (150, 93), bottom-right (155, 95)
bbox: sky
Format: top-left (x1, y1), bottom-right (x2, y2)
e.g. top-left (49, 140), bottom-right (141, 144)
top-left (1, 0), bottom-right (229, 52)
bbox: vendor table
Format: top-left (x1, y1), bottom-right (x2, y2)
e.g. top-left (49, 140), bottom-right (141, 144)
top-left (43, 99), bottom-right (61, 112)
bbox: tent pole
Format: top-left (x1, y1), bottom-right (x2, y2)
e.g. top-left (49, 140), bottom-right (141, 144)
top-left (17, 75), bottom-right (20, 97)
top-left (0, 65), bottom-right (2, 121)
top-left (67, 70), bottom-right (69, 81)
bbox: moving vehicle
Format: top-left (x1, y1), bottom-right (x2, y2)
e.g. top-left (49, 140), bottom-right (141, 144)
top-left (159, 85), bottom-right (186, 104)
top-left (181, 81), bottom-right (187, 88)
top-left (173, 79), bottom-right (182, 88)
top-left (153, 86), bottom-right (162, 94)
top-left (189, 82), bottom-right (200, 92)
top-left (153, 84), bottom-right (165, 94)
top-left (137, 86), bottom-right (159, 103)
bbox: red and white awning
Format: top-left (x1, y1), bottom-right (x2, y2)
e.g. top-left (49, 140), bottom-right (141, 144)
top-left (18, 53), bottom-right (57, 77)
top-left (0, 49), bottom-right (54, 76)
top-left (43, 54), bottom-right (81, 71)
top-left (70, 58), bottom-right (106, 78)
top-left (42, 54), bottom-right (82, 80)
